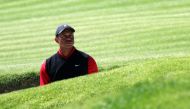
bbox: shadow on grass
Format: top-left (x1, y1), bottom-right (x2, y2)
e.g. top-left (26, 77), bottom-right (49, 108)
top-left (98, 65), bottom-right (124, 72)
top-left (0, 65), bottom-right (123, 94)
top-left (0, 72), bottom-right (39, 94)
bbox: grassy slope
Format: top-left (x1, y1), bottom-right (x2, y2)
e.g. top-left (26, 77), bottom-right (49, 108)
top-left (0, 0), bottom-right (190, 91)
top-left (0, 57), bottom-right (189, 109)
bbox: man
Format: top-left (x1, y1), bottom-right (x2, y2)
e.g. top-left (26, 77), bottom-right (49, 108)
top-left (40, 24), bottom-right (98, 86)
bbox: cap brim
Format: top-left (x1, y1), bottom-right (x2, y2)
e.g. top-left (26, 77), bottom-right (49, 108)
top-left (57, 27), bottom-right (75, 35)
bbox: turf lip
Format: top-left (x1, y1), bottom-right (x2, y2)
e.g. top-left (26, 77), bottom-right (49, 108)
top-left (0, 65), bottom-right (123, 95)
top-left (0, 72), bottom-right (39, 94)
top-left (0, 56), bottom-right (178, 94)
top-left (0, 56), bottom-right (188, 94)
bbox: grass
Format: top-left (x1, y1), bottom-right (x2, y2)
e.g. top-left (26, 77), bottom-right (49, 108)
top-left (0, 0), bottom-right (190, 108)
top-left (0, 57), bottom-right (189, 109)
top-left (0, 72), bottom-right (38, 93)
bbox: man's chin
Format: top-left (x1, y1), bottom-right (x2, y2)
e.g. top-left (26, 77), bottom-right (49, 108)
top-left (61, 45), bottom-right (73, 49)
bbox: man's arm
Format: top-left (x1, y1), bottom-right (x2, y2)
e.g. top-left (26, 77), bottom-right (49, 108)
top-left (88, 56), bottom-right (98, 74)
top-left (40, 61), bottom-right (50, 86)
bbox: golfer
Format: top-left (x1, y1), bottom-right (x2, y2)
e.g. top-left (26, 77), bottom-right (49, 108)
top-left (40, 24), bottom-right (98, 86)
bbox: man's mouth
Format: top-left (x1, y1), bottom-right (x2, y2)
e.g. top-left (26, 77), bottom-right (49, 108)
top-left (65, 41), bottom-right (73, 45)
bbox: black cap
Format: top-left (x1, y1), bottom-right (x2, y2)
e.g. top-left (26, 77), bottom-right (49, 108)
top-left (55, 24), bottom-right (75, 37)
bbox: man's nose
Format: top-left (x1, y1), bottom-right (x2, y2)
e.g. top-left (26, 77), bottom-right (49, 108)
top-left (65, 35), bottom-right (72, 38)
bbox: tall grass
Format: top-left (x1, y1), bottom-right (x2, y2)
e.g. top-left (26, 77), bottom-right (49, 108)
top-left (0, 57), bottom-right (189, 109)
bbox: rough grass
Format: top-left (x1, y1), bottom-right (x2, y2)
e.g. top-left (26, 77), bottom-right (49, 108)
top-left (0, 57), bottom-right (189, 109)
top-left (0, 0), bottom-right (190, 92)
top-left (0, 72), bottom-right (39, 93)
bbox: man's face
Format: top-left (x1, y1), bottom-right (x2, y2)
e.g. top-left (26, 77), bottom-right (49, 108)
top-left (55, 30), bottom-right (74, 49)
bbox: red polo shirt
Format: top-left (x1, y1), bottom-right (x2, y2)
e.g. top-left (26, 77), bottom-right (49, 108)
top-left (40, 48), bottom-right (98, 86)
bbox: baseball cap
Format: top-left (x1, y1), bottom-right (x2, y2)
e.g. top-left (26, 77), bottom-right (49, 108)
top-left (55, 24), bottom-right (75, 37)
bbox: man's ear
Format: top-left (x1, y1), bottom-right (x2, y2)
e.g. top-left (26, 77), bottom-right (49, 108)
top-left (55, 37), bottom-right (59, 43)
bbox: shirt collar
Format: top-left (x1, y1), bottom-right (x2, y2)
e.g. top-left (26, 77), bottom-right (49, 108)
top-left (58, 47), bottom-right (76, 59)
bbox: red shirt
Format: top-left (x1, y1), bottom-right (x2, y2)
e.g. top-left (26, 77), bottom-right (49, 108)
top-left (40, 48), bottom-right (98, 86)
